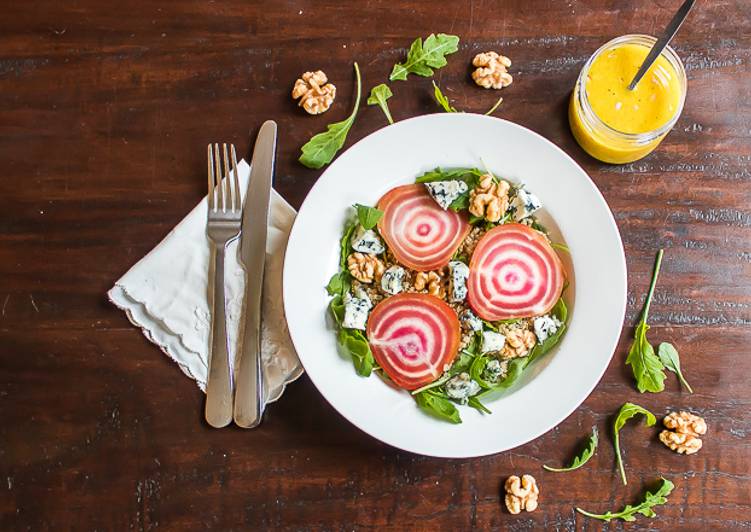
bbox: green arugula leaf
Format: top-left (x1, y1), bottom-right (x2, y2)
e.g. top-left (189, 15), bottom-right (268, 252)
top-left (484, 94), bottom-right (504, 116)
top-left (414, 390), bottom-right (462, 423)
top-left (577, 478), bottom-right (674, 522)
top-left (527, 297), bottom-right (567, 363)
top-left (613, 402), bottom-right (656, 485)
top-left (326, 271), bottom-right (350, 297)
top-left (299, 62), bottom-right (362, 169)
top-left (626, 249), bottom-right (667, 393)
top-left (467, 396), bottom-right (491, 414)
top-left (339, 222), bottom-right (357, 269)
top-left (354, 204), bottom-right (383, 230)
top-left (551, 241), bottom-right (570, 253)
top-left (543, 426), bottom-right (598, 472)
top-left (432, 81), bottom-right (458, 112)
top-left (658, 342), bottom-right (693, 393)
top-left (328, 294), bottom-right (345, 325)
top-left (389, 33), bottom-right (460, 81)
top-left (366, 83), bottom-right (394, 124)
top-left (337, 328), bottom-right (374, 377)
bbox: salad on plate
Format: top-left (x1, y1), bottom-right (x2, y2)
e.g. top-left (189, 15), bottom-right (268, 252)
top-left (326, 167), bottom-right (568, 423)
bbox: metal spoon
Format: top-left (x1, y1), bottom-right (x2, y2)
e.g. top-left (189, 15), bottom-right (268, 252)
top-left (628, 0), bottom-right (695, 90)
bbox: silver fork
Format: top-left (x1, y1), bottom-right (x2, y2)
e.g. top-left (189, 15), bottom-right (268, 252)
top-left (205, 143), bottom-right (242, 428)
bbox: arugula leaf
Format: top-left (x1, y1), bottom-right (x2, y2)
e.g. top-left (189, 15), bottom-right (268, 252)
top-left (326, 271), bottom-right (350, 297)
top-left (328, 294), bottom-right (345, 325)
top-left (432, 81), bottom-right (458, 113)
top-left (658, 342), bottom-right (693, 393)
top-left (354, 204), bottom-right (383, 230)
top-left (543, 426), bottom-right (598, 472)
top-left (484, 94), bottom-right (504, 116)
top-left (338, 328), bottom-right (374, 377)
top-left (467, 396), bottom-right (491, 414)
top-left (613, 402), bottom-right (656, 485)
top-left (366, 83), bottom-right (394, 124)
top-left (389, 33), bottom-right (460, 81)
top-left (299, 62), bottom-right (362, 169)
top-left (339, 222), bottom-right (357, 269)
top-left (527, 297), bottom-right (567, 363)
top-left (626, 249), bottom-right (667, 393)
top-left (414, 390), bottom-right (462, 423)
top-left (577, 478), bottom-right (674, 522)
top-left (415, 167), bottom-right (483, 184)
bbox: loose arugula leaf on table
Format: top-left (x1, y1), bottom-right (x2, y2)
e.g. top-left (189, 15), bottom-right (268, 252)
top-left (626, 249), bottom-right (667, 393)
top-left (432, 81), bottom-right (458, 112)
top-left (354, 204), bottom-right (383, 230)
top-left (414, 390), bottom-right (462, 424)
top-left (366, 83), bottom-right (394, 124)
top-left (299, 62), bottom-right (362, 169)
top-left (389, 33), bottom-right (460, 81)
top-left (484, 94), bottom-right (504, 116)
top-left (658, 342), bottom-right (693, 393)
top-left (337, 328), bottom-right (375, 377)
top-left (613, 402), bottom-right (656, 485)
top-left (543, 426), bottom-right (598, 472)
top-left (577, 478), bottom-right (674, 522)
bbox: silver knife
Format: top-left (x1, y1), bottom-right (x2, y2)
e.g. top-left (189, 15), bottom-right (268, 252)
top-left (233, 120), bottom-right (277, 428)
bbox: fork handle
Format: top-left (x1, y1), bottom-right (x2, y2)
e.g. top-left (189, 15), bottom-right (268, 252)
top-left (205, 242), bottom-right (233, 428)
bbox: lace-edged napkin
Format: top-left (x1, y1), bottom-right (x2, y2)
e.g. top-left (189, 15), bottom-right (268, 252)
top-left (108, 160), bottom-right (303, 403)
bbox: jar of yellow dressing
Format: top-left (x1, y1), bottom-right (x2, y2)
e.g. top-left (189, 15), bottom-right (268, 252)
top-left (569, 34), bottom-right (687, 164)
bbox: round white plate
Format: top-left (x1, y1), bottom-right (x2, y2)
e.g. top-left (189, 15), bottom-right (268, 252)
top-left (283, 113), bottom-right (626, 458)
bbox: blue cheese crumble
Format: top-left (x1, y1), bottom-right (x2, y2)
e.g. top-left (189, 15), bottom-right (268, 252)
top-left (342, 291), bottom-right (372, 330)
top-left (460, 309), bottom-right (483, 332)
top-left (511, 188), bottom-right (542, 221)
top-left (445, 372), bottom-right (481, 403)
top-left (482, 359), bottom-right (506, 383)
top-left (533, 314), bottom-right (563, 343)
top-left (350, 225), bottom-right (385, 255)
top-left (380, 265), bottom-right (405, 295)
top-left (481, 330), bottom-right (506, 353)
top-left (424, 180), bottom-right (469, 210)
top-left (448, 260), bottom-right (470, 302)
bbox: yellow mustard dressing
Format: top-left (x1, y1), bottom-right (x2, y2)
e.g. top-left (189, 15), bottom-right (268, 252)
top-left (569, 37), bottom-right (686, 164)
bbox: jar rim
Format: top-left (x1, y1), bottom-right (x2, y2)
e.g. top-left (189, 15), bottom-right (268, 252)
top-left (576, 34), bottom-right (687, 142)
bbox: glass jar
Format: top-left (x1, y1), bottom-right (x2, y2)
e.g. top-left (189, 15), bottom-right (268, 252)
top-left (569, 34), bottom-right (687, 164)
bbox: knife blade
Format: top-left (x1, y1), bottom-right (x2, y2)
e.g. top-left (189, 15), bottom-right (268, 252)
top-left (233, 120), bottom-right (277, 428)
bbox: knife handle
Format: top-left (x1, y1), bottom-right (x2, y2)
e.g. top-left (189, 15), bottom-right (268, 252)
top-left (233, 306), bottom-right (264, 428)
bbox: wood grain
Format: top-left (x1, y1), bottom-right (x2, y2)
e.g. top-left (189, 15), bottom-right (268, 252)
top-left (1, 0), bottom-right (749, 529)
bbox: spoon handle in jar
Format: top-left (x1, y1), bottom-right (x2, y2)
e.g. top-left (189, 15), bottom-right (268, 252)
top-left (628, 0), bottom-right (695, 91)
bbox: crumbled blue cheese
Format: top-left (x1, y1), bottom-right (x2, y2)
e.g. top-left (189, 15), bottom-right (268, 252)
top-left (482, 330), bottom-right (506, 354)
top-left (445, 372), bottom-right (481, 403)
top-left (460, 309), bottom-right (483, 332)
top-left (482, 359), bottom-right (507, 383)
top-left (448, 260), bottom-right (470, 302)
top-left (533, 314), bottom-right (563, 343)
top-left (381, 265), bottom-right (405, 295)
top-left (342, 291), bottom-right (372, 330)
top-left (350, 225), bottom-right (385, 255)
top-left (511, 188), bottom-right (542, 221)
top-left (424, 180), bottom-right (468, 210)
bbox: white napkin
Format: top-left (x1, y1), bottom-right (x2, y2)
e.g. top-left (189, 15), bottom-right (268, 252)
top-left (108, 160), bottom-right (303, 403)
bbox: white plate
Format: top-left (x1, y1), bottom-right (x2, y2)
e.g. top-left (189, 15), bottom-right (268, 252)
top-left (283, 113), bottom-right (626, 458)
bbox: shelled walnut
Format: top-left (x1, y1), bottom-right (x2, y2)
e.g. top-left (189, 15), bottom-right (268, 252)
top-left (347, 253), bottom-right (384, 283)
top-left (413, 271), bottom-right (444, 298)
top-left (504, 474), bottom-right (539, 514)
top-left (502, 328), bottom-right (537, 359)
top-left (469, 174), bottom-right (510, 223)
top-left (659, 411), bottom-right (707, 455)
top-left (292, 70), bottom-right (336, 115)
top-left (472, 52), bottom-right (513, 90)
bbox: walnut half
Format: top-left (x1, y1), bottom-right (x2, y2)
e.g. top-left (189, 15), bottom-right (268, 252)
top-left (502, 328), bottom-right (537, 359)
top-left (472, 52), bottom-right (513, 90)
top-left (504, 474), bottom-right (539, 514)
top-left (659, 411), bottom-right (707, 455)
top-left (469, 174), bottom-right (510, 222)
top-left (347, 253), bottom-right (384, 284)
top-left (413, 271), bottom-right (444, 298)
top-left (292, 70), bottom-right (336, 115)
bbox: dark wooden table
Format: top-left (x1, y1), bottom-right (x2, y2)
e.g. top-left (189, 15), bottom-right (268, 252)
top-left (2, 1), bottom-right (750, 529)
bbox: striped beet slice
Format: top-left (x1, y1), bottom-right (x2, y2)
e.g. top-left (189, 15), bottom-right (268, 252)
top-left (467, 224), bottom-right (565, 320)
top-left (367, 293), bottom-right (460, 390)
top-left (377, 184), bottom-right (470, 272)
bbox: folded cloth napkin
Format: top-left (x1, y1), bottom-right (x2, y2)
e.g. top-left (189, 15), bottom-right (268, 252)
top-left (108, 159), bottom-right (303, 403)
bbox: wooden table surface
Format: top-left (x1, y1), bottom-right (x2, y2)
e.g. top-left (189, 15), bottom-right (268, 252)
top-left (1, 0), bottom-right (750, 529)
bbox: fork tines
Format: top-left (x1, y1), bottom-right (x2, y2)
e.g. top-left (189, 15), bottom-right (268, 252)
top-left (207, 143), bottom-right (241, 212)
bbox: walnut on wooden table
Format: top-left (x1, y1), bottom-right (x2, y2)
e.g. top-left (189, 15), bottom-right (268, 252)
top-left (291, 70), bottom-right (336, 115)
top-left (504, 474), bottom-right (539, 514)
top-left (659, 411), bottom-right (707, 455)
top-left (471, 52), bottom-right (513, 90)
